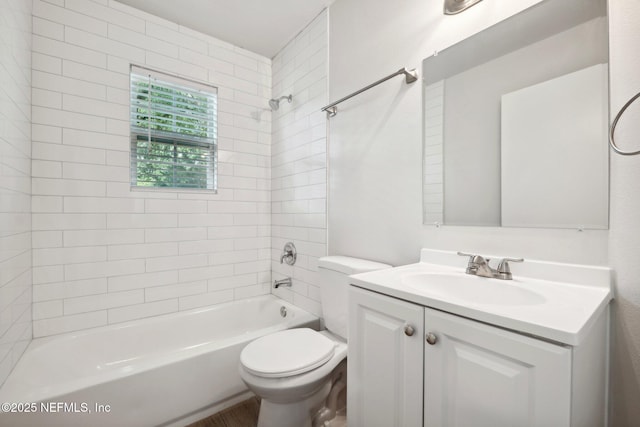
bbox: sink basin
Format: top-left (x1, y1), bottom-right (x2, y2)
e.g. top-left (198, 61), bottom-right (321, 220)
top-left (401, 272), bottom-right (546, 306)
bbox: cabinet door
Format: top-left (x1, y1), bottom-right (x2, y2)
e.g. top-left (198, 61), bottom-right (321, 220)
top-left (348, 286), bottom-right (424, 427)
top-left (424, 308), bottom-right (571, 427)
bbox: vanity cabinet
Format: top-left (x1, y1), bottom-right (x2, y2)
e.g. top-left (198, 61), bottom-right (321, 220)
top-left (423, 307), bottom-right (571, 427)
top-left (348, 286), bottom-right (608, 427)
top-left (347, 286), bottom-right (423, 427)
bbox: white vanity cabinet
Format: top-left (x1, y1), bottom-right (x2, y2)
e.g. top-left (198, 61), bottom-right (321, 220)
top-left (348, 285), bottom-right (609, 427)
top-left (423, 307), bottom-right (571, 427)
top-left (347, 286), bottom-right (424, 427)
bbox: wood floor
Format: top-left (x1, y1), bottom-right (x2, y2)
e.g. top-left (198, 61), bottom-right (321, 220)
top-left (187, 397), bottom-right (261, 427)
top-left (186, 396), bottom-right (347, 427)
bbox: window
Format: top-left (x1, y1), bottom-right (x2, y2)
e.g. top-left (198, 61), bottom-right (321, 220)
top-left (130, 65), bottom-right (217, 190)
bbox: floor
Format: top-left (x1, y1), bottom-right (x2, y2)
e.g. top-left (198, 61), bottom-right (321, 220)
top-left (186, 397), bottom-right (347, 427)
top-left (187, 397), bottom-right (261, 427)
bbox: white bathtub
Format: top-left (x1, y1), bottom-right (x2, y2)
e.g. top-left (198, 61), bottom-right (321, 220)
top-left (0, 295), bottom-right (319, 427)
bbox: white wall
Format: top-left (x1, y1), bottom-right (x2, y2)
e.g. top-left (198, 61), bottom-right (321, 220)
top-left (0, 0), bottom-right (32, 386)
top-left (31, 0), bottom-right (273, 337)
top-left (271, 11), bottom-right (328, 317)
top-left (608, 0), bottom-right (640, 424)
top-left (328, 0), bottom-right (608, 268)
top-left (328, 0), bottom-right (640, 424)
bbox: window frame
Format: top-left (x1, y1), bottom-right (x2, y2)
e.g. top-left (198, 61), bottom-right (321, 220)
top-left (129, 64), bottom-right (218, 192)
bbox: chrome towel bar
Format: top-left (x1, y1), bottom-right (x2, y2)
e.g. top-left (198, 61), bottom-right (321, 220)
top-left (610, 89), bottom-right (640, 156)
top-left (321, 67), bottom-right (419, 118)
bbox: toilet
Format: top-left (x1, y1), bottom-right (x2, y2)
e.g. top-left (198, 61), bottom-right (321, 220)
top-left (239, 256), bottom-right (391, 427)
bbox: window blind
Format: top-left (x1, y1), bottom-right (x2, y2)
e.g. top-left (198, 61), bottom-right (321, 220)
top-left (130, 65), bottom-right (218, 190)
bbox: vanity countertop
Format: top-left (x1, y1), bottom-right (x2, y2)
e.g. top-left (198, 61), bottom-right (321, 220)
top-left (349, 249), bottom-right (612, 346)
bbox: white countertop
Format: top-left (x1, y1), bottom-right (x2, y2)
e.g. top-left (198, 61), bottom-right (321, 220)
top-left (349, 250), bottom-right (612, 346)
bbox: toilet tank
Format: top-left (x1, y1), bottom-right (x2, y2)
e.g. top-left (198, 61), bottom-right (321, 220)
top-left (318, 256), bottom-right (391, 340)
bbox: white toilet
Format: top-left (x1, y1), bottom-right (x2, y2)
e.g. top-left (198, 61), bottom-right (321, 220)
top-left (239, 256), bottom-right (391, 427)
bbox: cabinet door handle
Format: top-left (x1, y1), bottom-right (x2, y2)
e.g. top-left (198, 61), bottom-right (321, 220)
top-left (426, 332), bottom-right (438, 345)
top-left (404, 324), bottom-right (415, 336)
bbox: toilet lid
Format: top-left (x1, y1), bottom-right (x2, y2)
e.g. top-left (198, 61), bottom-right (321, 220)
top-left (241, 328), bottom-right (336, 378)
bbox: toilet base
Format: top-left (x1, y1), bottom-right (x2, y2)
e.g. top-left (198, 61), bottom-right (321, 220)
top-left (257, 381), bottom-right (331, 427)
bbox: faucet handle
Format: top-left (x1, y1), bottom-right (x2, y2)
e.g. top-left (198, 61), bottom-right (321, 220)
top-left (457, 251), bottom-right (485, 274)
top-left (496, 257), bottom-right (524, 279)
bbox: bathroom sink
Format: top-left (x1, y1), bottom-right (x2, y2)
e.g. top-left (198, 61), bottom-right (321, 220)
top-left (401, 272), bottom-right (546, 306)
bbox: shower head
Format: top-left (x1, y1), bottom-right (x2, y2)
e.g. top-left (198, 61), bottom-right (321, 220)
top-left (269, 94), bottom-right (293, 111)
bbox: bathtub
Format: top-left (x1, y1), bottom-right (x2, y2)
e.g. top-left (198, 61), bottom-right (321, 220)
top-left (0, 295), bottom-right (319, 427)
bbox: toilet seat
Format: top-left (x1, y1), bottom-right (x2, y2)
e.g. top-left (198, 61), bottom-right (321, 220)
top-left (241, 328), bottom-right (336, 379)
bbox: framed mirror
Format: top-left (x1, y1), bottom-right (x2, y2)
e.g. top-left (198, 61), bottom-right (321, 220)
top-left (422, 0), bottom-right (608, 229)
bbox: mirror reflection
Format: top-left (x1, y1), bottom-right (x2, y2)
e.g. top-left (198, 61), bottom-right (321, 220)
top-left (422, 0), bottom-right (608, 229)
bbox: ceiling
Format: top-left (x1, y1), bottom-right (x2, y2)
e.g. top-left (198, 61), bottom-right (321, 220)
top-left (117, 0), bottom-right (334, 58)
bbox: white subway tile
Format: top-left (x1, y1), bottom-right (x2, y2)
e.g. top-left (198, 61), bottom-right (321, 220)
top-left (145, 281), bottom-right (207, 303)
top-left (62, 94), bottom-right (128, 121)
top-left (33, 278), bottom-right (106, 302)
top-left (64, 197), bottom-right (143, 213)
top-left (146, 22), bottom-right (207, 54)
top-left (145, 51), bottom-right (207, 82)
top-left (32, 231), bottom-right (63, 249)
top-left (179, 47), bottom-right (233, 76)
top-left (31, 196), bottom-right (62, 213)
top-left (32, 160), bottom-right (62, 178)
top-left (106, 150), bottom-right (129, 166)
top-left (108, 270), bottom-right (178, 292)
top-left (32, 265), bottom-right (64, 285)
top-left (33, 300), bottom-right (63, 320)
top-left (64, 27), bottom-right (145, 63)
top-left (178, 213), bottom-right (234, 228)
top-left (33, 106), bottom-right (106, 133)
top-left (178, 289), bottom-right (233, 311)
top-left (107, 242), bottom-right (178, 261)
top-left (33, 70), bottom-right (107, 100)
top-left (33, 311), bottom-right (107, 337)
top-left (108, 299), bottom-right (178, 324)
top-left (177, 264), bottom-right (234, 283)
top-left (32, 88), bottom-right (62, 109)
top-left (32, 213), bottom-right (106, 231)
top-left (32, 35), bottom-right (107, 68)
top-left (33, 0), bottom-right (108, 36)
top-left (62, 229), bottom-right (144, 247)
top-left (64, 290), bottom-right (144, 315)
top-left (33, 246), bottom-right (107, 267)
top-left (178, 239), bottom-right (234, 256)
top-left (62, 163), bottom-right (129, 183)
top-left (107, 214), bottom-right (177, 229)
top-left (62, 60), bottom-right (129, 90)
top-left (109, 24), bottom-right (179, 58)
top-left (146, 254), bottom-right (208, 273)
top-left (32, 16), bottom-right (64, 40)
top-left (144, 227), bottom-right (206, 243)
top-left (32, 178), bottom-right (106, 197)
top-left (144, 199), bottom-right (208, 214)
top-left (32, 124), bottom-right (62, 143)
top-left (234, 283), bottom-right (270, 300)
top-left (64, 259), bottom-right (145, 281)
top-left (65, 0), bottom-right (145, 33)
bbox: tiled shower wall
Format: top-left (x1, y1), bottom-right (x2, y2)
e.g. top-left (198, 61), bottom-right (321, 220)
top-left (0, 0), bottom-right (32, 385)
top-left (271, 11), bottom-right (328, 317)
top-left (31, 0), bottom-right (272, 337)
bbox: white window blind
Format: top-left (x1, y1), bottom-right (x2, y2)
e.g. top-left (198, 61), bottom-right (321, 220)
top-left (130, 65), bottom-right (218, 190)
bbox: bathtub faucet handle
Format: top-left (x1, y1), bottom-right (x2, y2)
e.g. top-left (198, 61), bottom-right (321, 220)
top-left (280, 242), bottom-right (297, 265)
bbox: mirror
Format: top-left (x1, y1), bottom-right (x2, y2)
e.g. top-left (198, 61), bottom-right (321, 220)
top-left (422, 0), bottom-right (608, 229)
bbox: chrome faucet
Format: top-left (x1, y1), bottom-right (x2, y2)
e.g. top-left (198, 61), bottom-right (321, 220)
top-left (457, 252), bottom-right (524, 280)
top-left (274, 277), bottom-right (292, 289)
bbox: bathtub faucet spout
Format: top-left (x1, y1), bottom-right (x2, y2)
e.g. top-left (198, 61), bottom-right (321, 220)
top-left (274, 277), bottom-right (292, 289)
